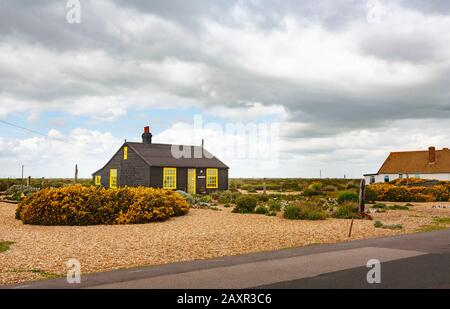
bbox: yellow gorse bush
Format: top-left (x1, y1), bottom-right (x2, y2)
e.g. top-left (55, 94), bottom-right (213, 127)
top-left (368, 183), bottom-right (450, 202)
top-left (16, 185), bottom-right (189, 225)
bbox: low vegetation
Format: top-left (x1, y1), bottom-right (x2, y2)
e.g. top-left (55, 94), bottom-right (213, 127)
top-left (283, 201), bottom-right (327, 220)
top-left (374, 221), bottom-right (403, 230)
top-left (15, 186), bottom-right (189, 225)
top-left (337, 191), bottom-right (359, 204)
top-left (368, 182), bottom-right (450, 202)
top-left (232, 195), bottom-right (258, 214)
top-left (415, 216), bottom-right (450, 233)
top-left (332, 202), bottom-right (362, 219)
top-left (0, 241), bottom-right (14, 253)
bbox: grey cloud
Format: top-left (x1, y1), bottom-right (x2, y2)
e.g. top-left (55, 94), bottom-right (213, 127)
top-left (1, 0), bottom-right (450, 140)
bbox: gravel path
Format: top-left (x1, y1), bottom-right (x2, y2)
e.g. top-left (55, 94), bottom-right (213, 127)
top-left (0, 201), bottom-right (448, 285)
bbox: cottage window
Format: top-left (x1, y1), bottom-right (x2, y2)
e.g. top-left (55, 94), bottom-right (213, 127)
top-left (415, 174), bottom-right (421, 179)
top-left (163, 168), bottom-right (177, 189)
top-left (370, 176), bottom-right (375, 184)
top-left (110, 169), bottom-right (117, 189)
top-left (399, 174), bottom-right (403, 179)
top-left (384, 175), bottom-right (390, 183)
top-left (95, 175), bottom-right (101, 186)
top-left (123, 146), bottom-right (128, 160)
top-left (206, 168), bottom-right (218, 189)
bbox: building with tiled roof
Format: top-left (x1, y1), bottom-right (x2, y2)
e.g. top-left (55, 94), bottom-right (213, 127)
top-left (364, 147), bottom-right (450, 184)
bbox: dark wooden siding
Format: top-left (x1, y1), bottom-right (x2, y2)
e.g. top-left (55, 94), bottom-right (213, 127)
top-left (121, 147), bottom-right (150, 187)
top-left (177, 167), bottom-right (187, 192)
top-left (150, 167), bottom-right (163, 188)
top-left (219, 168), bottom-right (228, 190)
top-left (93, 145), bottom-right (149, 188)
top-left (196, 167), bottom-right (206, 193)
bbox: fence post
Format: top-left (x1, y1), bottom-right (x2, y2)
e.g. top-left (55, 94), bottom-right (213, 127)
top-left (359, 178), bottom-right (366, 213)
top-left (75, 164), bottom-right (78, 183)
top-left (27, 176), bottom-right (31, 186)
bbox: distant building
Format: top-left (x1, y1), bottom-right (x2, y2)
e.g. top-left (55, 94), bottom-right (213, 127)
top-left (364, 147), bottom-right (450, 184)
top-left (92, 126), bottom-right (229, 193)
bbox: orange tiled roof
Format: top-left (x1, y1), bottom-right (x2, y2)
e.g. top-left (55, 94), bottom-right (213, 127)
top-left (378, 148), bottom-right (450, 174)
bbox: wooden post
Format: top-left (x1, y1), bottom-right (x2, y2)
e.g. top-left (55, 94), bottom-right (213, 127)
top-left (348, 219), bottom-right (354, 238)
top-left (75, 164), bottom-right (78, 183)
top-left (21, 165), bottom-right (24, 185)
top-left (359, 178), bottom-right (366, 213)
top-left (27, 176), bottom-right (31, 186)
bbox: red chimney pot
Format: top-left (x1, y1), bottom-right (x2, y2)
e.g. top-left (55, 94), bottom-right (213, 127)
top-left (144, 126), bottom-right (150, 134)
top-left (428, 146), bottom-right (436, 164)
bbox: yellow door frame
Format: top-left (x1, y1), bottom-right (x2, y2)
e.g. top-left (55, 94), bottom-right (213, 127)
top-left (110, 169), bottom-right (117, 188)
top-left (188, 168), bottom-right (196, 194)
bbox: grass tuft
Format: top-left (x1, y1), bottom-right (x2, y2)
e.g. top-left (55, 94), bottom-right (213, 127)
top-left (0, 241), bottom-right (14, 253)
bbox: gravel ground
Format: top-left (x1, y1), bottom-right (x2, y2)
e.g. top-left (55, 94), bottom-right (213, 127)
top-left (0, 201), bottom-right (449, 285)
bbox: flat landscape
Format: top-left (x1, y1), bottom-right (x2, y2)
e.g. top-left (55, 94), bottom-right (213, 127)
top-left (1, 200), bottom-right (449, 285)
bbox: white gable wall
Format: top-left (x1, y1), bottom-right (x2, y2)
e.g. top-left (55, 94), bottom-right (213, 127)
top-left (365, 173), bottom-right (450, 184)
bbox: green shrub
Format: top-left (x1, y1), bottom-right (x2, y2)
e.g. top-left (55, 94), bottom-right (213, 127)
top-left (323, 185), bottom-right (338, 192)
top-left (374, 221), bottom-right (403, 230)
top-left (176, 190), bottom-right (195, 205)
top-left (365, 187), bottom-right (378, 202)
top-left (303, 182), bottom-right (323, 196)
top-left (374, 221), bottom-right (383, 228)
top-left (16, 186), bottom-right (189, 225)
top-left (372, 203), bottom-right (387, 209)
top-left (5, 185), bottom-right (39, 201)
top-left (388, 205), bottom-right (410, 210)
top-left (218, 190), bottom-right (241, 204)
top-left (337, 191), bottom-right (359, 204)
top-left (233, 195), bottom-right (258, 214)
top-left (268, 200), bottom-right (282, 212)
top-left (198, 195), bottom-right (212, 203)
top-left (266, 211), bottom-right (277, 217)
top-left (255, 205), bottom-right (269, 215)
top-left (258, 194), bottom-right (270, 202)
top-left (333, 202), bottom-right (362, 219)
top-left (223, 203), bottom-right (231, 208)
top-left (283, 202), bottom-right (327, 220)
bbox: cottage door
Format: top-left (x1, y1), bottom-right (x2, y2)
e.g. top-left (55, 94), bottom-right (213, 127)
top-left (187, 169), bottom-right (196, 195)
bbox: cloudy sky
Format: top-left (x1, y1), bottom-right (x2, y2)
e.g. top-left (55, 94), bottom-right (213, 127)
top-left (1, 0), bottom-right (450, 178)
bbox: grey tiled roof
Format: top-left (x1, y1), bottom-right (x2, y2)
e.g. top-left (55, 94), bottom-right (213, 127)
top-left (127, 142), bottom-right (229, 168)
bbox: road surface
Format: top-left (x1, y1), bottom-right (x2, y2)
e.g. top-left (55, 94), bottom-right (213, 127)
top-left (5, 229), bottom-right (450, 289)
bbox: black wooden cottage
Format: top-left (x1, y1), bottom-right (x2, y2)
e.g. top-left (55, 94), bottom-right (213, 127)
top-left (92, 126), bottom-right (229, 194)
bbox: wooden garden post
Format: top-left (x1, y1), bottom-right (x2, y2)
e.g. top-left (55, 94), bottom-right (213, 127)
top-left (75, 164), bottom-right (78, 183)
top-left (27, 176), bottom-right (31, 186)
top-left (359, 178), bottom-right (366, 213)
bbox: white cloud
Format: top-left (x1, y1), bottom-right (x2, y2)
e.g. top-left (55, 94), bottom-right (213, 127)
top-left (0, 128), bottom-right (121, 178)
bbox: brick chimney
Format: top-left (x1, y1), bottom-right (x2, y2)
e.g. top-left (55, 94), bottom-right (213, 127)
top-left (142, 126), bottom-right (152, 144)
top-left (428, 146), bottom-right (436, 164)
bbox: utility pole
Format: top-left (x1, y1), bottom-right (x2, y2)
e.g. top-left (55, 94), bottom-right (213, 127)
top-left (75, 164), bottom-right (78, 183)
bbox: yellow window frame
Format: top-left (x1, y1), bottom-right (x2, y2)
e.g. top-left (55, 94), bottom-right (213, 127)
top-left (206, 168), bottom-right (218, 189)
top-left (123, 146), bottom-right (128, 160)
top-left (163, 167), bottom-right (177, 190)
top-left (95, 175), bottom-right (101, 186)
top-left (110, 169), bottom-right (117, 189)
